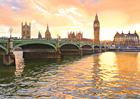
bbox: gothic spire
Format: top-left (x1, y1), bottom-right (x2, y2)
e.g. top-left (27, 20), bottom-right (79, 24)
top-left (95, 13), bottom-right (98, 17)
top-left (47, 24), bottom-right (49, 30)
top-left (94, 13), bottom-right (98, 22)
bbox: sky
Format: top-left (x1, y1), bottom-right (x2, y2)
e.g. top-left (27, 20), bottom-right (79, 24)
top-left (0, 0), bottom-right (140, 41)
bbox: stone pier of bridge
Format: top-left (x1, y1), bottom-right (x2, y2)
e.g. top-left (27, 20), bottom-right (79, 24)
top-left (3, 38), bottom-right (15, 66)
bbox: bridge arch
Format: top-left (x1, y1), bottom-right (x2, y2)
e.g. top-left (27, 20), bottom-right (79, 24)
top-left (94, 45), bottom-right (100, 48)
top-left (59, 43), bottom-right (80, 49)
top-left (101, 46), bottom-right (105, 48)
top-left (82, 45), bottom-right (92, 49)
top-left (13, 42), bottom-right (57, 51)
top-left (60, 43), bottom-right (80, 56)
top-left (0, 45), bottom-right (8, 55)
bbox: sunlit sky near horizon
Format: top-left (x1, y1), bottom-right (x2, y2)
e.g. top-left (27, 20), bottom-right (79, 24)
top-left (1, 0), bottom-right (140, 41)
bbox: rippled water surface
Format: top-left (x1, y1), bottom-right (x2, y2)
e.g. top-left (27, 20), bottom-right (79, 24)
top-left (0, 51), bottom-right (140, 98)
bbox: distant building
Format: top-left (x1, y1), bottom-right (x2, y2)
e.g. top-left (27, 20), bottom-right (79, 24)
top-left (68, 31), bottom-right (93, 43)
top-left (45, 24), bottom-right (51, 40)
top-left (113, 31), bottom-right (139, 47)
top-left (21, 22), bottom-right (31, 39)
top-left (81, 38), bottom-right (93, 43)
top-left (61, 38), bottom-right (68, 41)
top-left (68, 31), bottom-right (83, 41)
top-left (100, 40), bottom-right (113, 46)
top-left (38, 31), bottom-right (42, 39)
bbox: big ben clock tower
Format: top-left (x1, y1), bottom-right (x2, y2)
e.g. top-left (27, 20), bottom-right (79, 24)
top-left (94, 14), bottom-right (100, 44)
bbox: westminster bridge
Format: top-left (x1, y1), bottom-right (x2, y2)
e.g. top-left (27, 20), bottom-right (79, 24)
top-left (0, 38), bottom-right (109, 66)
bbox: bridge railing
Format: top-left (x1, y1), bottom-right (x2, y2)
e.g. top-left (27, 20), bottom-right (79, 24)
top-left (13, 39), bottom-right (57, 43)
top-left (0, 38), bottom-right (108, 49)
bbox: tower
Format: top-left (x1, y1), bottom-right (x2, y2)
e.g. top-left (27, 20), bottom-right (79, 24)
top-left (94, 14), bottom-right (100, 44)
top-left (38, 31), bottom-right (42, 39)
top-left (21, 22), bottom-right (31, 39)
top-left (45, 24), bottom-right (51, 40)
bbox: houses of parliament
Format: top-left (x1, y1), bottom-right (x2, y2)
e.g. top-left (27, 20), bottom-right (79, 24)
top-left (21, 22), bottom-right (52, 40)
top-left (21, 14), bottom-right (100, 44)
top-left (67, 14), bottom-right (100, 43)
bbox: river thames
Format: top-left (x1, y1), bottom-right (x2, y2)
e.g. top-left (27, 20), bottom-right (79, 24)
top-left (0, 51), bottom-right (140, 98)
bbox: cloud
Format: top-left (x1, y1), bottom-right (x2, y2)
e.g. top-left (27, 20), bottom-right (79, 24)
top-left (66, 7), bottom-right (83, 17)
top-left (1, 0), bottom-right (140, 40)
top-left (0, 26), bottom-right (9, 34)
top-left (30, 0), bottom-right (48, 15)
top-left (80, 0), bottom-right (100, 4)
top-left (80, 0), bottom-right (86, 4)
top-left (56, 7), bottom-right (84, 26)
top-left (0, 0), bottom-right (24, 11)
top-left (92, 0), bottom-right (100, 4)
top-left (31, 20), bottom-right (36, 24)
top-left (11, 6), bottom-right (22, 11)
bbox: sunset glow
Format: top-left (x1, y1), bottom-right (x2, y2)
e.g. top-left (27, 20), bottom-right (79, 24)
top-left (1, 0), bottom-right (140, 40)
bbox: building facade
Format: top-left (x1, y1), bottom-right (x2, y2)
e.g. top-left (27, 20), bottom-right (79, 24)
top-left (113, 31), bottom-right (139, 47)
top-left (94, 14), bottom-right (100, 44)
top-left (68, 31), bottom-right (83, 41)
top-left (21, 22), bottom-right (31, 39)
top-left (68, 31), bottom-right (93, 43)
top-left (45, 24), bottom-right (51, 40)
top-left (100, 40), bottom-right (113, 46)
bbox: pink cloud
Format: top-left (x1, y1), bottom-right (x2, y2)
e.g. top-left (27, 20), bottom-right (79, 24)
top-left (1, 0), bottom-right (140, 40)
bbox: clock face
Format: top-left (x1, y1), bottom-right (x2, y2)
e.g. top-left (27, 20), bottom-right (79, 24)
top-left (94, 24), bottom-right (97, 27)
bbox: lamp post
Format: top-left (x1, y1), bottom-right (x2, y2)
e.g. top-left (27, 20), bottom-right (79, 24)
top-left (9, 27), bottom-right (13, 38)
top-left (80, 37), bottom-right (81, 50)
top-left (100, 42), bottom-right (101, 53)
top-left (57, 34), bottom-right (59, 41)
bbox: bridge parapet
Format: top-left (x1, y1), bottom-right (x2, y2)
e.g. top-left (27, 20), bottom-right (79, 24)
top-left (0, 39), bottom-right (8, 54)
top-left (0, 38), bottom-right (109, 55)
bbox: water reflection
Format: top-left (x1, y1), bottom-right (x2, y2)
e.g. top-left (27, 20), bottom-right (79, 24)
top-left (114, 52), bottom-right (140, 97)
top-left (1, 52), bottom-right (140, 98)
top-left (91, 54), bottom-right (103, 97)
top-left (136, 53), bottom-right (140, 73)
top-left (99, 52), bottom-right (118, 81)
top-left (98, 52), bottom-right (140, 98)
top-left (116, 52), bottom-right (138, 71)
top-left (14, 51), bottom-right (25, 77)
